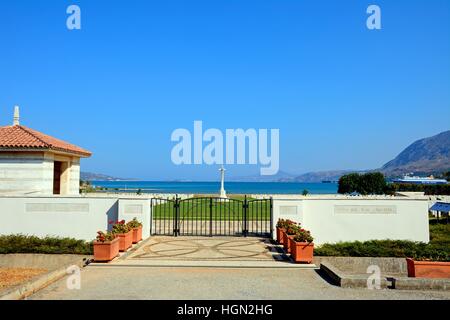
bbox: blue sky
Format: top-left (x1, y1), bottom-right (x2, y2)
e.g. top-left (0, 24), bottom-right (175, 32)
top-left (0, 0), bottom-right (449, 180)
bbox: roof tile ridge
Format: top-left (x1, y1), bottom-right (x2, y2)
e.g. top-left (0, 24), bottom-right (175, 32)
top-left (15, 125), bottom-right (50, 148)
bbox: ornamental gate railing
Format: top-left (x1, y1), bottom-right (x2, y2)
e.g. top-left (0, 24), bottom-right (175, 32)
top-left (150, 196), bottom-right (273, 238)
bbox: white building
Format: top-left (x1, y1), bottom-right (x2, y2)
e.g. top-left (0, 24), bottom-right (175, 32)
top-left (0, 107), bottom-right (91, 195)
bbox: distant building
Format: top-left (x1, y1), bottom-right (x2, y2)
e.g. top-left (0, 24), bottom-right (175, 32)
top-left (0, 106), bottom-right (92, 195)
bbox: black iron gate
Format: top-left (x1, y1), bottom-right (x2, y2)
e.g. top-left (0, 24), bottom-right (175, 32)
top-left (151, 196), bottom-right (273, 238)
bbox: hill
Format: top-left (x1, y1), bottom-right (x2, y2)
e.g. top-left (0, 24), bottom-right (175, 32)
top-left (381, 130), bottom-right (450, 176)
top-left (288, 170), bottom-right (364, 183)
top-left (80, 172), bottom-right (137, 181)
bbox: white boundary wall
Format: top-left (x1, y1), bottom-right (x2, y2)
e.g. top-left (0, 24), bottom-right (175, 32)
top-left (0, 196), bottom-right (116, 240)
top-left (0, 196), bottom-right (430, 244)
top-left (118, 199), bottom-right (151, 239)
top-left (273, 198), bottom-right (430, 244)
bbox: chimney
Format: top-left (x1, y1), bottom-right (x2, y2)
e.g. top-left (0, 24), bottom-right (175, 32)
top-left (13, 105), bottom-right (20, 126)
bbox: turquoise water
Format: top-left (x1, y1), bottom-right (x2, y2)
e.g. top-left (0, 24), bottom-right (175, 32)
top-left (91, 181), bottom-right (338, 195)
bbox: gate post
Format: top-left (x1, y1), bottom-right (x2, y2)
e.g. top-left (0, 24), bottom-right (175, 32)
top-left (174, 195), bottom-right (180, 237)
top-left (243, 195), bottom-right (248, 237)
top-left (209, 198), bottom-right (213, 237)
top-left (270, 197), bottom-right (274, 239)
top-left (150, 198), bottom-right (153, 236)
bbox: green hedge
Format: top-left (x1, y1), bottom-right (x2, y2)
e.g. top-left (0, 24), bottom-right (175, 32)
top-left (388, 183), bottom-right (450, 195)
top-left (314, 240), bottom-right (449, 261)
top-left (0, 235), bottom-right (93, 255)
top-left (314, 223), bottom-right (450, 261)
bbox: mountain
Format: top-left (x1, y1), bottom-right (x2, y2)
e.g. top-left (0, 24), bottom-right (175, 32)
top-left (80, 172), bottom-right (137, 181)
top-left (381, 130), bottom-right (450, 176)
top-left (229, 170), bottom-right (362, 183)
top-left (228, 130), bottom-right (449, 182)
top-left (288, 170), bottom-right (364, 183)
top-left (228, 170), bottom-right (296, 182)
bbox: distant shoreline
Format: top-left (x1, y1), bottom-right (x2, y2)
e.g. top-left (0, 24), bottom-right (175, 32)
top-left (89, 181), bottom-right (339, 195)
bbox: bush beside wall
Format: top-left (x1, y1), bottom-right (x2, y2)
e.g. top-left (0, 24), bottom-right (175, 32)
top-left (0, 235), bottom-right (93, 255)
top-left (388, 183), bottom-right (450, 195)
top-left (315, 223), bottom-right (450, 261)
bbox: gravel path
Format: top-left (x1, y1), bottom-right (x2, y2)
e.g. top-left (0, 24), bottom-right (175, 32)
top-left (0, 268), bottom-right (47, 291)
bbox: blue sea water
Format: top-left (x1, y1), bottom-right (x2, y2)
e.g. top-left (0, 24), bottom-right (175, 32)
top-left (91, 181), bottom-right (338, 195)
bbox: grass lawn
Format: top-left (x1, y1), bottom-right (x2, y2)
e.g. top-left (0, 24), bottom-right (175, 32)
top-left (314, 221), bottom-right (450, 261)
top-left (152, 197), bottom-right (271, 221)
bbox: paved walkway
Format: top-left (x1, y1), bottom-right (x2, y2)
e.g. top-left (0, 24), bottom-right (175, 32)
top-left (129, 237), bottom-right (280, 261)
top-left (110, 236), bottom-right (310, 268)
top-left (28, 237), bottom-right (450, 300)
top-left (29, 266), bottom-right (450, 300)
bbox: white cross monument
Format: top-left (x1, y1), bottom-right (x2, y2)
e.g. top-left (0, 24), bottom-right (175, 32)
top-left (219, 165), bottom-right (228, 199)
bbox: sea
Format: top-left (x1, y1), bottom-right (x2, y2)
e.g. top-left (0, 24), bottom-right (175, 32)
top-left (90, 181), bottom-right (338, 195)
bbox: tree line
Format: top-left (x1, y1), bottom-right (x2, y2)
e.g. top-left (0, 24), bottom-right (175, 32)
top-left (338, 172), bottom-right (450, 195)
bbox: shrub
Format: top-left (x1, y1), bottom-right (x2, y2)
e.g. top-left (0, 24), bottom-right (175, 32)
top-left (276, 219), bottom-right (295, 229)
top-left (286, 223), bottom-right (300, 235)
top-left (314, 240), bottom-right (449, 261)
top-left (0, 235), bottom-right (93, 255)
top-left (111, 220), bottom-right (130, 234)
top-left (293, 227), bottom-right (314, 243)
top-left (280, 220), bottom-right (314, 242)
top-left (388, 183), bottom-right (450, 195)
top-left (95, 231), bottom-right (116, 243)
top-left (337, 173), bottom-right (361, 194)
top-left (127, 218), bottom-right (143, 229)
top-left (314, 223), bottom-right (450, 261)
top-left (338, 172), bottom-right (388, 195)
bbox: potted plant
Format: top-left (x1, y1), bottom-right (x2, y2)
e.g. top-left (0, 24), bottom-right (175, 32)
top-left (406, 258), bottom-right (450, 279)
top-left (112, 220), bottom-right (133, 252)
top-left (127, 217), bottom-right (143, 244)
top-left (283, 223), bottom-right (300, 254)
top-left (289, 227), bottom-right (314, 264)
top-left (93, 231), bottom-right (119, 262)
top-left (276, 219), bottom-right (288, 245)
top-left (277, 219), bottom-right (296, 246)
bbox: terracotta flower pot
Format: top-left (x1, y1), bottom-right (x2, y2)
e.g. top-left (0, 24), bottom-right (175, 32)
top-left (406, 258), bottom-right (450, 279)
top-left (276, 227), bottom-right (285, 244)
top-left (93, 237), bottom-right (119, 262)
top-left (282, 230), bottom-right (288, 250)
top-left (116, 231), bottom-right (133, 252)
top-left (289, 238), bottom-right (314, 264)
top-left (132, 226), bottom-right (143, 244)
top-left (282, 231), bottom-right (295, 253)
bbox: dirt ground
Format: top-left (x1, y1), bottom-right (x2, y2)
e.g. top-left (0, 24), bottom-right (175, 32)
top-left (0, 268), bottom-right (47, 291)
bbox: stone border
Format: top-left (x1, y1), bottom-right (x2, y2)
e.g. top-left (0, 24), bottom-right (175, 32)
top-left (0, 256), bottom-right (90, 300)
top-left (320, 262), bottom-right (393, 289)
top-left (320, 261), bottom-right (450, 291)
top-left (394, 277), bottom-right (450, 291)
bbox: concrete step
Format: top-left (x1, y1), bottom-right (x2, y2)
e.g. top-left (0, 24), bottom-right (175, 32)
top-left (89, 260), bottom-right (318, 269)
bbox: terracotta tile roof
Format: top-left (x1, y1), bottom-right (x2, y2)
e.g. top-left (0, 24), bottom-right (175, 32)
top-left (0, 125), bottom-right (92, 157)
